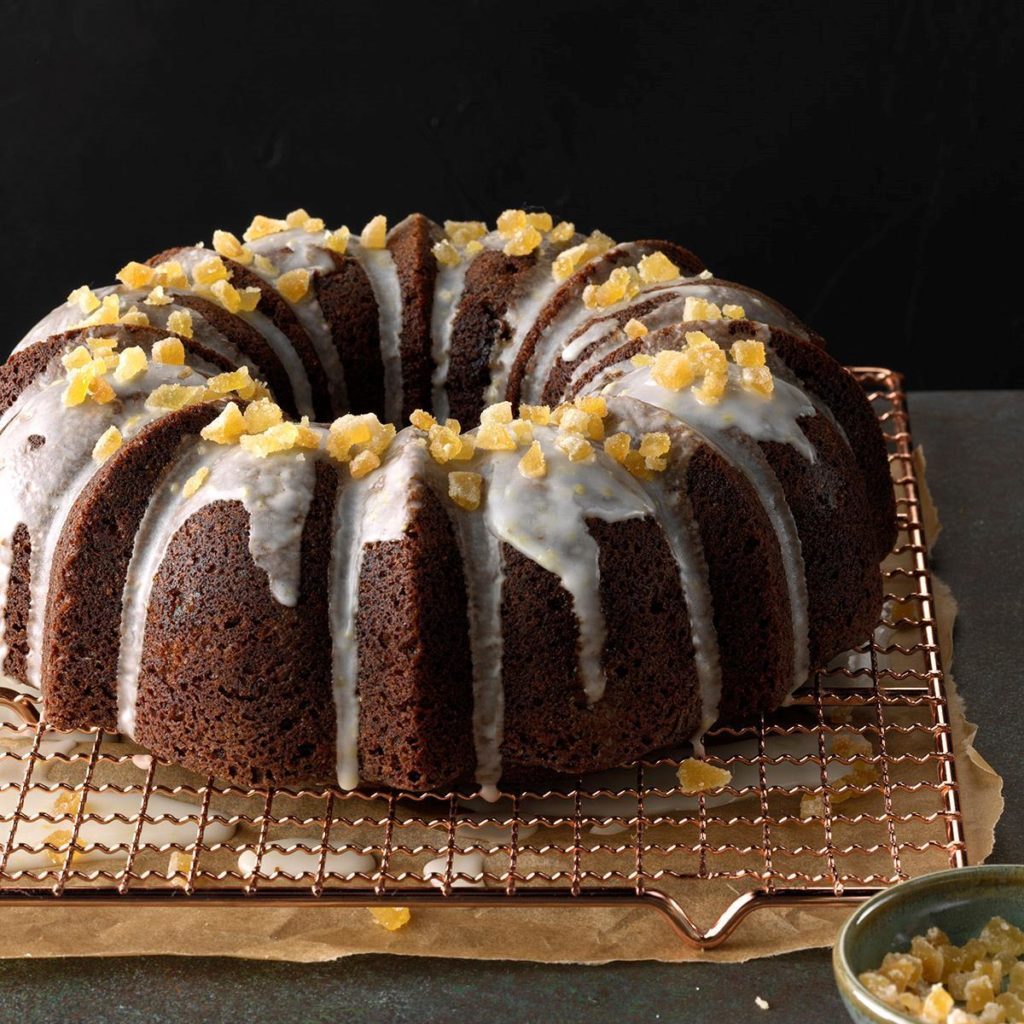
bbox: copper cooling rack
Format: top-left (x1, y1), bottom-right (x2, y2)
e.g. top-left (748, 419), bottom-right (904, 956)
top-left (0, 368), bottom-right (965, 950)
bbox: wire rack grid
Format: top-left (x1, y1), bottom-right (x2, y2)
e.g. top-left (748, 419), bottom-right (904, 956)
top-left (0, 367), bottom-right (965, 950)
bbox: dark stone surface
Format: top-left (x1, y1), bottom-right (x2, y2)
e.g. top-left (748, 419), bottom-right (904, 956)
top-left (0, 390), bottom-right (1019, 1022)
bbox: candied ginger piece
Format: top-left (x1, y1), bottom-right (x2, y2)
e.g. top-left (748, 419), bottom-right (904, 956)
top-left (518, 440), bottom-right (546, 479)
top-left (651, 349), bottom-right (695, 391)
top-left (637, 250), bottom-right (680, 284)
top-left (481, 401), bottom-right (513, 425)
top-left (182, 466), bottom-right (210, 499)
top-left (92, 425), bottom-right (123, 464)
top-left (677, 758), bottom-right (732, 794)
top-left (192, 255), bottom-right (230, 286)
top-left (325, 225), bottom-right (351, 254)
top-left (410, 409), bottom-right (436, 431)
top-left (448, 471), bottom-right (483, 511)
top-left (243, 214), bottom-right (288, 242)
top-left (82, 294), bottom-right (121, 326)
top-left (200, 402), bottom-right (247, 443)
top-left (62, 345), bottom-right (93, 371)
top-left (583, 266), bottom-right (641, 309)
top-left (119, 305), bottom-right (150, 327)
top-left (604, 432), bottom-right (631, 463)
top-left (116, 261), bottom-right (155, 289)
top-left (574, 394), bottom-right (607, 417)
top-left (243, 399), bottom-right (283, 434)
top-left (209, 278), bottom-right (246, 313)
top-left (554, 432), bottom-right (594, 463)
top-left (285, 208), bottom-right (311, 228)
top-left (922, 984), bottom-right (955, 1023)
top-left (476, 421), bottom-right (517, 451)
top-left (508, 419), bottom-right (533, 445)
top-left (548, 220), bottom-right (575, 242)
top-left (212, 229), bottom-right (251, 264)
top-left (683, 296), bottom-right (723, 321)
top-left (742, 365), bottom-right (775, 398)
top-left (496, 209), bottom-right (527, 236)
top-left (207, 366), bottom-right (253, 396)
top-left (519, 404), bottom-right (551, 425)
top-left (997, 991), bottom-right (1024, 1020)
top-left (144, 285), bottom-right (173, 306)
top-left (42, 828), bottom-right (79, 868)
top-left (326, 412), bottom-right (394, 462)
top-left (350, 449), bottom-right (381, 479)
top-left (444, 220), bottom-right (488, 246)
top-left (68, 284), bottom-right (101, 313)
top-left (152, 337), bottom-right (186, 366)
top-left (155, 260), bottom-right (189, 289)
top-left (360, 214), bottom-right (387, 249)
top-left (432, 239), bottom-right (461, 267)
top-left (89, 375), bottom-right (116, 404)
top-left (639, 432), bottom-right (670, 459)
top-left (166, 309), bottom-right (193, 338)
top-left (624, 318), bottom-right (648, 340)
top-left (503, 225), bottom-right (542, 256)
top-left (369, 907), bottom-right (411, 932)
top-left (525, 211), bottom-right (553, 232)
top-left (113, 346), bottom-right (149, 383)
top-left (913, 936), bottom-right (947, 984)
top-left (275, 268), bottom-right (311, 303)
top-left (966, 976), bottom-right (997, 1015)
top-left (167, 850), bottom-right (194, 889)
top-left (630, 353), bottom-right (655, 367)
top-left (723, 303), bottom-right (746, 320)
top-left (981, 917), bottom-right (1024, 959)
top-left (427, 424), bottom-right (461, 463)
top-left (881, 951), bottom-right (924, 991)
top-left (693, 369), bottom-right (728, 406)
top-left (858, 972), bottom-right (900, 1007)
top-left (731, 339), bottom-right (766, 367)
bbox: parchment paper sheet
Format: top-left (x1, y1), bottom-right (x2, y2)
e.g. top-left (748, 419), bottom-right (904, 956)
top-left (0, 447), bottom-right (1003, 962)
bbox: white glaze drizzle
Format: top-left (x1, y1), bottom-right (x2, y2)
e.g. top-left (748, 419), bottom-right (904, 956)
top-left (606, 365), bottom-right (817, 693)
top-left (348, 241), bottom-right (404, 424)
top-left (0, 360), bottom-right (209, 688)
top-left (243, 228), bottom-right (349, 413)
top-left (116, 440), bottom-right (318, 736)
top-left (605, 398), bottom-right (723, 740)
top-left (429, 260), bottom-right (471, 422)
top-left (328, 435), bottom-right (422, 789)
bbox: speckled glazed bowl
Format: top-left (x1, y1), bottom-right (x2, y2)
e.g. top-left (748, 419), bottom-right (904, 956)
top-left (834, 865), bottom-right (1024, 1024)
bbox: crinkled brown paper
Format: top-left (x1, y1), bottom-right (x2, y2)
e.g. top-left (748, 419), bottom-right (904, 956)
top-left (1, 447), bottom-right (1003, 962)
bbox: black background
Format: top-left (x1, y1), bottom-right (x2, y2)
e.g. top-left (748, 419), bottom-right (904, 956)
top-left (2, 0), bottom-right (1021, 389)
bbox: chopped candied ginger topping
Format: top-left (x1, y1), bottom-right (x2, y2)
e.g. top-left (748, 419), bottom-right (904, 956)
top-left (503, 225), bottom-right (543, 257)
top-left (182, 465), bottom-right (210, 498)
top-left (324, 225), bottom-right (351, 254)
top-left (208, 366), bottom-right (257, 399)
top-left (144, 285), bottom-right (173, 306)
top-left (722, 303), bottom-right (745, 320)
top-left (326, 412), bottom-right (396, 473)
top-left (119, 305), bottom-right (150, 327)
top-left (114, 346), bottom-right (148, 383)
top-left (254, 253), bottom-right (278, 275)
top-left (518, 440), bottom-right (547, 479)
top-left (448, 470), bottom-right (483, 510)
top-left (630, 352), bottom-right (655, 368)
top-left (91, 425), bottom-right (123, 464)
top-left (360, 214), bottom-right (387, 249)
top-left (116, 261), bottom-right (156, 290)
top-left (146, 383), bottom-right (207, 411)
top-left (63, 354), bottom-right (118, 407)
top-left (583, 265), bottom-right (641, 309)
top-left (676, 758), bottom-right (732, 794)
top-left (240, 418), bottom-right (320, 458)
top-left (62, 345), bottom-right (93, 371)
top-left (683, 296), bottom-right (723, 321)
top-left (369, 906), bottom-right (411, 932)
top-left (444, 220), bottom-right (488, 247)
top-left (166, 309), bottom-right (194, 338)
top-left (548, 220), bottom-right (575, 243)
top-left (152, 337), bottom-right (186, 365)
top-left (212, 229), bottom-right (252, 265)
top-left (552, 230), bottom-right (615, 281)
top-left (79, 293), bottom-right (121, 327)
top-left (476, 420), bottom-right (518, 451)
top-left (652, 349), bottom-right (696, 391)
top-left (858, 917), bottom-right (1024, 1023)
top-left (243, 398), bottom-right (283, 433)
top-left (285, 208), bottom-right (324, 233)
top-left (432, 238), bottom-right (461, 267)
top-left (275, 268), bottom-right (310, 303)
top-left (741, 365), bottom-right (774, 398)
top-left (639, 432), bottom-right (670, 459)
top-left (192, 256), bottom-right (230, 286)
top-left (624, 318), bottom-right (648, 341)
top-left (209, 278), bottom-right (257, 314)
top-left (203, 403), bottom-right (254, 445)
top-left (481, 401), bottom-right (513, 424)
top-left (730, 338), bottom-right (765, 367)
top-left (427, 420), bottom-right (475, 464)
top-left (554, 431), bottom-right (594, 463)
top-left (349, 449), bottom-right (381, 479)
top-left (68, 284), bottom-right (101, 314)
top-left (519, 404), bottom-right (551, 425)
top-left (42, 828), bottom-right (81, 867)
top-left (637, 250), bottom-right (680, 284)
top-left (409, 408), bottom-right (436, 431)
top-left (243, 214), bottom-right (288, 242)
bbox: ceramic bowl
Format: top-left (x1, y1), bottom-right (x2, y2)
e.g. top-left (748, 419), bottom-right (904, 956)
top-left (833, 864), bottom-right (1024, 1023)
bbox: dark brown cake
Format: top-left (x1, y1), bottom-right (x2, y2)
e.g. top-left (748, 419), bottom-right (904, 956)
top-left (0, 207), bottom-right (896, 795)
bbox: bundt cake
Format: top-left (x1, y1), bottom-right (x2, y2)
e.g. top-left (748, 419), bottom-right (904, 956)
top-left (0, 208), bottom-right (896, 796)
